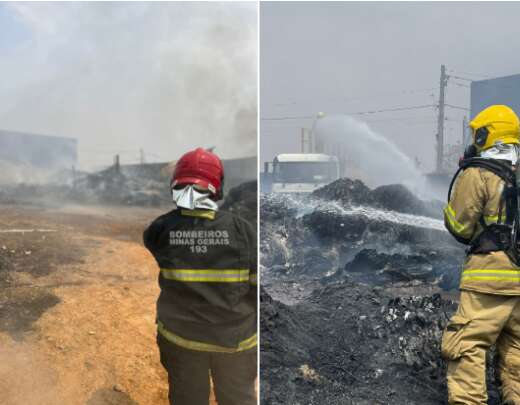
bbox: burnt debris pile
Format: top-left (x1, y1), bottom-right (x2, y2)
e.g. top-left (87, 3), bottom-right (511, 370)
top-left (312, 178), bottom-right (444, 218)
top-left (260, 177), bottom-right (492, 404)
top-left (0, 160), bottom-right (258, 211)
top-left (261, 177), bottom-right (463, 289)
top-left (0, 165), bottom-right (168, 207)
top-left (220, 180), bottom-right (257, 226)
top-left (73, 165), bottom-right (167, 206)
top-left (261, 283), bottom-right (500, 405)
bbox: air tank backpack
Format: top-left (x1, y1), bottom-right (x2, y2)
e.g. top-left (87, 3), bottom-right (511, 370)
top-left (447, 157), bottom-right (520, 265)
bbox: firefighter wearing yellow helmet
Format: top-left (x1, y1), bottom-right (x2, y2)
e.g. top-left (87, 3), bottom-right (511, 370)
top-left (443, 104), bottom-right (520, 404)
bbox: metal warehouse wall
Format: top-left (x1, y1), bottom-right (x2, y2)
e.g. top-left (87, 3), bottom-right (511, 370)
top-left (0, 130), bottom-right (77, 169)
top-left (471, 74), bottom-right (520, 119)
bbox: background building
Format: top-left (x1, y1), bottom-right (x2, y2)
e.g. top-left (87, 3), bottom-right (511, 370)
top-left (0, 130), bottom-right (77, 169)
top-left (471, 74), bottom-right (520, 118)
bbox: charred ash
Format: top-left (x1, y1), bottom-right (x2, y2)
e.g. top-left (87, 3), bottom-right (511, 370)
top-left (0, 164), bottom-right (168, 207)
top-left (220, 180), bottom-right (257, 226)
top-left (261, 177), bottom-right (462, 289)
top-left (73, 164), bottom-right (167, 206)
top-left (313, 178), bottom-right (444, 218)
top-left (0, 161), bottom-right (256, 213)
top-left (261, 285), bottom-right (500, 405)
top-left (261, 177), bottom-right (500, 405)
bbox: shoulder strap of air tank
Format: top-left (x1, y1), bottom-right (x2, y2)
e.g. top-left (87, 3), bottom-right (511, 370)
top-left (448, 158), bottom-right (516, 202)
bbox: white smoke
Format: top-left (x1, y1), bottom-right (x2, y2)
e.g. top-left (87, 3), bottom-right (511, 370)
top-left (0, 2), bottom-right (257, 169)
top-left (315, 115), bottom-right (422, 188)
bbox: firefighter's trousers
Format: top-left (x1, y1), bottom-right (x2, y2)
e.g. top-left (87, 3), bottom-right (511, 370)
top-left (157, 334), bottom-right (257, 405)
top-left (442, 290), bottom-right (520, 404)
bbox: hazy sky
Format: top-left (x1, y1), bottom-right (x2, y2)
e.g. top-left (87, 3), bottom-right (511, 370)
top-left (261, 2), bottom-right (520, 171)
top-left (0, 2), bottom-right (257, 169)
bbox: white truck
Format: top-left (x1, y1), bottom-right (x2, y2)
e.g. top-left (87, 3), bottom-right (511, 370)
top-left (263, 153), bottom-right (340, 193)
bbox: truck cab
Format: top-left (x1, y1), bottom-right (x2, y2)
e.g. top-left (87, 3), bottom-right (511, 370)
top-left (264, 153), bottom-right (340, 193)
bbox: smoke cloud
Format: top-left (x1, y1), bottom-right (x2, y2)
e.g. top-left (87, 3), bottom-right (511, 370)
top-left (315, 115), bottom-right (421, 188)
top-left (0, 2), bottom-right (257, 169)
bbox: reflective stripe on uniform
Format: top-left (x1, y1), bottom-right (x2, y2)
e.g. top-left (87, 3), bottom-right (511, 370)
top-left (462, 269), bottom-right (520, 282)
top-left (444, 204), bottom-right (466, 234)
top-left (157, 320), bottom-right (257, 353)
top-left (161, 268), bottom-right (250, 282)
top-left (180, 209), bottom-right (216, 220)
top-left (249, 273), bottom-right (257, 285)
top-left (483, 213), bottom-right (507, 225)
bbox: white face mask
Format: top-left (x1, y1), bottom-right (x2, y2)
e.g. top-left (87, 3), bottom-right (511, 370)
top-left (171, 185), bottom-right (219, 211)
top-left (480, 143), bottom-right (520, 165)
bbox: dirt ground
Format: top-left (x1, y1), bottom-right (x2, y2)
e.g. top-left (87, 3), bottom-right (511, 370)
top-left (0, 203), bottom-right (221, 405)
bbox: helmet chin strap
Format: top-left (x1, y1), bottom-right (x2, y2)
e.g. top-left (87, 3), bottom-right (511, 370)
top-left (172, 185), bottom-right (219, 211)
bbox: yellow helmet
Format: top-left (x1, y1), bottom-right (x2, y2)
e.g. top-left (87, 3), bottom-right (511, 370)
top-left (469, 105), bottom-right (520, 150)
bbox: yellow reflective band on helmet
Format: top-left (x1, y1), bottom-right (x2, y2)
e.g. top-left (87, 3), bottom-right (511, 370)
top-left (444, 204), bottom-right (466, 234)
top-left (161, 268), bottom-right (250, 282)
top-left (157, 321), bottom-right (257, 353)
top-left (462, 269), bottom-right (520, 282)
top-left (249, 273), bottom-right (257, 285)
top-left (180, 209), bottom-right (216, 220)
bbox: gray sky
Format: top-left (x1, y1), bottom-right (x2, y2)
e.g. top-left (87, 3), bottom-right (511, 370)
top-left (260, 2), bottom-right (520, 172)
top-left (0, 2), bottom-right (257, 169)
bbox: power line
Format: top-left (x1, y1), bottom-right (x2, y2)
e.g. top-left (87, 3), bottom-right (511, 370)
top-left (448, 69), bottom-right (490, 79)
top-left (261, 104), bottom-right (435, 121)
top-left (362, 113), bottom-right (434, 121)
top-left (451, 82), bottom-right (470, 89)
top-left (363, 117), bottom-right (434, 124)
top-left (349, 104), bottom-right (434, 116)
top-left (261, 115), bottom-right (315, 121)
top-left (261, 114), bottom-right (436, 132)
top-left (448, 74), bottom-right (473, 82)
top-left (272, 87), bottom-right (437, 108)
top-left (445, 104), bottom-right (470, 112)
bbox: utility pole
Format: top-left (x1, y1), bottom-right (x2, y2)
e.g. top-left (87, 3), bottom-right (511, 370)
top-left (309, 112), bottom-right (325, 154)
top-left (301, 128), bottom-right (306, 153)
top-left (114, 154), bottom-right (120, 174)
top-left (436, 64), bottom-right (448, 173)
top-left (72, 165), bottom-right (76, 190)
top-left (140, 148), bottom-right (145, 165)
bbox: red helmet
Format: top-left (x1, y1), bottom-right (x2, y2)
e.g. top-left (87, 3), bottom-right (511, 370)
top-left (171, 148), bottom-right (224, 200)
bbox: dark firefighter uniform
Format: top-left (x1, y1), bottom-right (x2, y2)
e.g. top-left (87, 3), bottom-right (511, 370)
top-left (144, 208), bottom-right (257, 405)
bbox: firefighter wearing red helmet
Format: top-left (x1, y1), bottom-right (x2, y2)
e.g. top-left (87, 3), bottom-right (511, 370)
top-left (144, 148), bottom-right (257, 405)
top-left (170, 147), bottom-right (225, 200)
